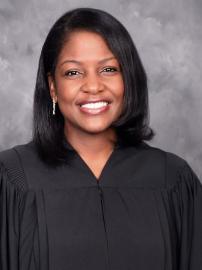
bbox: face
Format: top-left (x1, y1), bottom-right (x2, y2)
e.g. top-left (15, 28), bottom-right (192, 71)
top-left (48, 31), bottom-right (124, 137)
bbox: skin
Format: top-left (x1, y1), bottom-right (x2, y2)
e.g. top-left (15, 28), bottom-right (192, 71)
top-left (48, 31), bottom-right (124, 178)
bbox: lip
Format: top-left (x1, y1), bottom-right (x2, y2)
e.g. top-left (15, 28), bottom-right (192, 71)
top-left (78, 102), bottom-right (111, 115)
top-left (76, 99), bottom-right (112, 106)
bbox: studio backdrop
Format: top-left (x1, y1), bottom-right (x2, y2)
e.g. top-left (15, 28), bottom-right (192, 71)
top-left (0, 0), bottom-right (201, 179)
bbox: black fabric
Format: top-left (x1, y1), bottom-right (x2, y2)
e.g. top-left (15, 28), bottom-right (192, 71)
top-left (0, 141), bottom-right (202, 270)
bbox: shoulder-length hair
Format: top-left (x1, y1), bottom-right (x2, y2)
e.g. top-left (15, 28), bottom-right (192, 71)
top-left (33, 7), bottom-right (155, 165)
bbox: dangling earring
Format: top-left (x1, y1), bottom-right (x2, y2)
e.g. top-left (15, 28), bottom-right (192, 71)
top-left (52, 99), bottom-right (56, 115)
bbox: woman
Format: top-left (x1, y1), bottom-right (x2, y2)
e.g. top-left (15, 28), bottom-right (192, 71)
top-left (0, 7), bottom-right (201, 270)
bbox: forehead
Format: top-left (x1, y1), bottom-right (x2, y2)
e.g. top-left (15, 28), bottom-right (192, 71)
top-left (57, 30), bottom-right (115, 63)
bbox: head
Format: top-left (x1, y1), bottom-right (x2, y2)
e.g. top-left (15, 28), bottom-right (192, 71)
top-left (33, 7), bottom-right (155, 165)
top-left (48, 30), bottom-right (125, 141)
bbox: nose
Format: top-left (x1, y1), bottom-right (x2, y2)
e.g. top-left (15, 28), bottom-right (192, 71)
top-left (81, 72), bottom-right (104, 93)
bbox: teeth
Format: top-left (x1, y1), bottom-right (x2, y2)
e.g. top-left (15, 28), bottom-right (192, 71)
top-left (81, 101), bottom-right (109, 109)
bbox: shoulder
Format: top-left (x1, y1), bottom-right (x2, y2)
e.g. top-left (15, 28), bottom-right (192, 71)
top-left (140, 142), bottom-right (186, 165)
top-left (145, 143), bottom-right (187, 167)
top-left (0, 141), bottom-right (37, 190)
top-left (0, 141), bottom-right (36, 164)
top-left (0, 141), bottom-right (65, 190)
top-left (138, 142), bottom-right (197, 188)
top-left (135, 142), bottom-right (186, 169)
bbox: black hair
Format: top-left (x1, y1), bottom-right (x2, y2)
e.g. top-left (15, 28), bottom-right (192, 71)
top-left (33, 7), bottom-right (155, 165)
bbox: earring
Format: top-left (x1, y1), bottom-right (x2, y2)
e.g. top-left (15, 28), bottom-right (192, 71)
top-left (52, 99), bottom-right (56, 115)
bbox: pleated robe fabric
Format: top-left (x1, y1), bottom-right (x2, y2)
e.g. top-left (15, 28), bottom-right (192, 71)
top-left (0, 140), bottom-right (202, 270)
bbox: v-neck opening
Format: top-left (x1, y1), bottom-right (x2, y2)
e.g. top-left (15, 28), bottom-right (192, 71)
top-left (62, 136), bottom-right (125, 184)
top-left (75, 147), bottom-right (118, 183)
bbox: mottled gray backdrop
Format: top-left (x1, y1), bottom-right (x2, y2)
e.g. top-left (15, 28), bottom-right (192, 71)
top-left (0, 0), bottom-right (201, 179)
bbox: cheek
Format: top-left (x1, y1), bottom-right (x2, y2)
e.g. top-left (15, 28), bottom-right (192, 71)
top-left (115, 80), bottom-right (125, 112)
top-left (56, 84), bottom-right (77, 103)
top-left (114, 80), bottom-right (124, 101)
top-left (114, 76), bottom-right (124, 93)
top-left (56, 90), bottom-right (75, 116)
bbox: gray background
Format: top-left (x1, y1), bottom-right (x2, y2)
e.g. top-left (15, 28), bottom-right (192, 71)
top-left (0, 0), bottom-right (201, 179)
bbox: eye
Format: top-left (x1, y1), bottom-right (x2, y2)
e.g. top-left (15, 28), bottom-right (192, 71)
top-left (102, 67), bottom-right (118, 73)
top-left (64, 70), bottom-right (82, 77)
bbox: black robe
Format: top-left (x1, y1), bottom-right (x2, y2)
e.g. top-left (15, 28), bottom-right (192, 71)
top-left (0, 140), bottom-right (202, 270)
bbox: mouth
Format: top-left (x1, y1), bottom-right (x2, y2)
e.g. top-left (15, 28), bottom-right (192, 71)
top-left (77, 100), bottom-right (111, 115)
top-left (77, 99), bottom-right (112, 106)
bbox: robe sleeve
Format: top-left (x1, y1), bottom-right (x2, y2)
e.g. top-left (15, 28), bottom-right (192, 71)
top-left (177, 161), bottom-right (202, 269)
top-left (0, 162), bottom-right (22, 270)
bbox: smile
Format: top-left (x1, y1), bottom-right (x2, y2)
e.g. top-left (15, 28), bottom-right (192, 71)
top-left (80, 101), bottom-right (109, 109)
top-left (78, 101), bottom-right (110, 115)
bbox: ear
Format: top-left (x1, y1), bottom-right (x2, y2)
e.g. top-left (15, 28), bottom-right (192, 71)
top-left (47, 74), bottom-right (58, 103)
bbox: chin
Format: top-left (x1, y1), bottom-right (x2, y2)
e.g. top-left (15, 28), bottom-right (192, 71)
top-left (81, 124), bottom-right (112, 134)
top-left (83, 128), bottom-right (109, 134)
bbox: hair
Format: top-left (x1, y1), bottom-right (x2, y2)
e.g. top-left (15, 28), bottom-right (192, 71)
top-left (33, 7), bottom-right (155, 165)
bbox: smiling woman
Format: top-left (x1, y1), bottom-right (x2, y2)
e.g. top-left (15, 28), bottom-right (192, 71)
top-left (32, 7), bottom-right (154, 166)
top-left (48, 31), bottom-right (125, 146)
top-left (0, 7), bottom-right (202, 270)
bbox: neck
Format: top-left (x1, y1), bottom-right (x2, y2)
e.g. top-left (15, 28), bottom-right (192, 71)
top-left (64, 127), bottom-right (117, 157)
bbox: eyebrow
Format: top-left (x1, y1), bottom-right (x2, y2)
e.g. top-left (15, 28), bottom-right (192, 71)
top-left (60, 56), bottom-right (116, 67)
